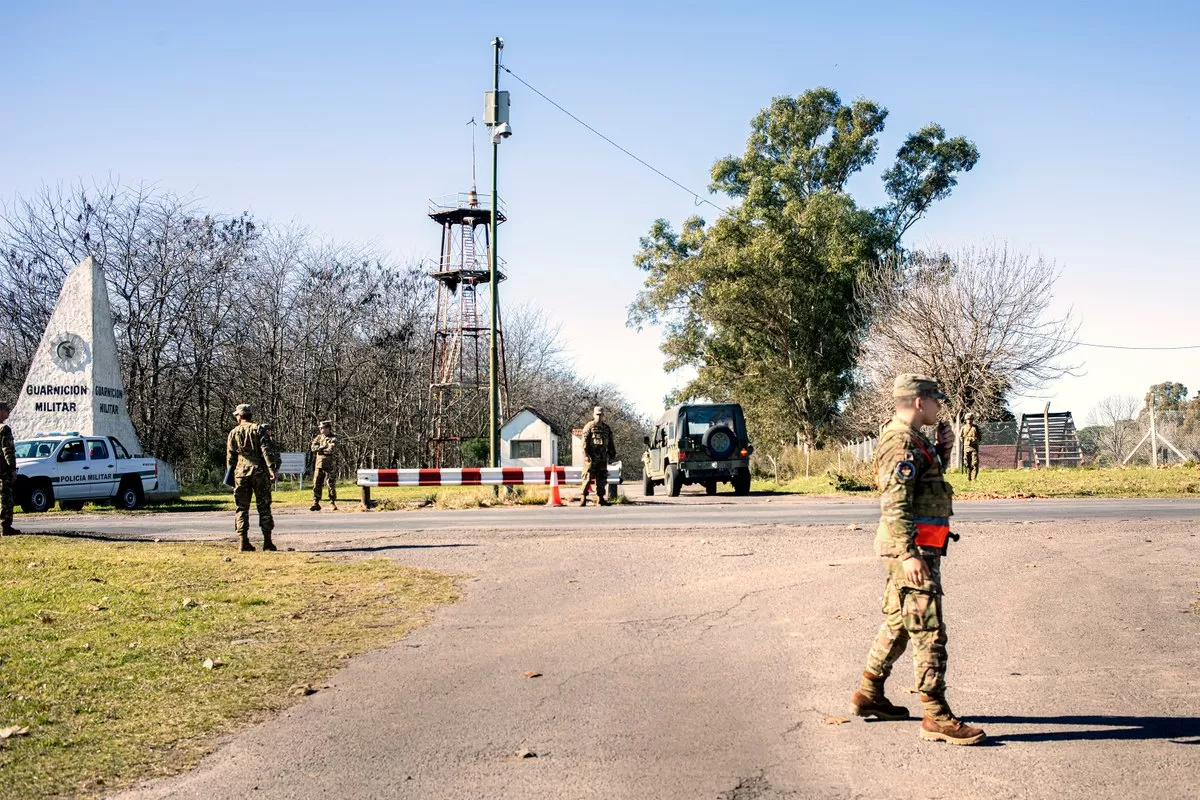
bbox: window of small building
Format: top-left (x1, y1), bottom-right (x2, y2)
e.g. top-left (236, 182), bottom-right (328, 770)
top-left (510, 439), bottom-right (542, 459)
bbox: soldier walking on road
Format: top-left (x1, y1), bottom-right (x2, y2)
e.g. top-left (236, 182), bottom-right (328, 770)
top-left (0, 402), bottom-right (19, 536)
top-left (961, 413), bottom-right (982, 481)
top-left (579, 406), bottom-right (616, 507)
top-left (848, 374), bottom-right (986, 745)
top-left (226, 404), bottom-right (277, 552)
top-left (310, 420), bottom-right (339, 511)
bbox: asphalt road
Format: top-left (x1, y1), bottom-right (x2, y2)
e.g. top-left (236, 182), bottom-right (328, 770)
top-left (78, 498), bottom-right (1200, 799)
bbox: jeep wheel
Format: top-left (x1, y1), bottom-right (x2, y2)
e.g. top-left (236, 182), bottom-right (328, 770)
top-left (59, 500), bottom-right (86, 512)
top-left (642, 470), bottom-right (655, 497)
top-left (115, 479), bottom-right (144, 511)
top-left (665, 464), bottom-right (682, 497)
top-left (732, 468), bottom-right (751, 496)
top-left (705, 480), bottom-right (717, 496)
top-left (703, 425), bottom-right (737, 460)
top-left (22, 481), bottom-right (54, 513)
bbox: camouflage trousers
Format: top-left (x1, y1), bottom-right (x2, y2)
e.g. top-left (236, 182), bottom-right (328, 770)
top-left (964, 449), bottom-right (979, 475)
top-left (233, 470), bottom-right (274, 540)
top-left (312, 466), bottom-right (337, 503)
top-left (0, 476), bottom-right (12, 528)
top-left (864, 555), bottom-right (947, 696)
top-left (581, 459), bottom-right (607, 494)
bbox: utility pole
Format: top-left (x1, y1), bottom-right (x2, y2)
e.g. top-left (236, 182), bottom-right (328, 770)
top-left (487, 36), bottom-right (504, 469)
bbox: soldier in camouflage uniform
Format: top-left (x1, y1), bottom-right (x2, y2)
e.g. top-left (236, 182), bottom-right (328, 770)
top-left (0, 402), bottom-right (19, 536)
top-left (961, 413), bottom-right (982, 481)
top-left (309, 420), bottom-right (339, 511)
top-left (578, 406), bottom-right (616, 507)
top-left (848, 374), bottom-right (986, 745)
top-left (226, 404), bottom-right (277, 552)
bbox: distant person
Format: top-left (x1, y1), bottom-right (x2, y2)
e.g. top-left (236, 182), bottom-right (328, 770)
top-left (226, 404), bottom-right (276, 552)
top-left (961, 413), bottom-right (982, 481)
top-left (0, 402), bottom-right (18, 536)
top-left (310, 420), bottom-right (339, 511)
top-left (848, 374), bottom-right (986, 745)
top-left (578, 406), bottom-right (616, 507)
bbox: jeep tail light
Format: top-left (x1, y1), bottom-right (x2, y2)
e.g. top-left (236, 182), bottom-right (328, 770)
top-left (739, 448), bottom-right (748, 457)
top-left (678, 451), bottom-right (687, 460)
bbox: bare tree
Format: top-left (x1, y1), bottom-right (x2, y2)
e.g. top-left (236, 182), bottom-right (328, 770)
top-left (1086, 395), bottom-right (1140, 465)
top-left (855, 244), bottom-right (1079, 464)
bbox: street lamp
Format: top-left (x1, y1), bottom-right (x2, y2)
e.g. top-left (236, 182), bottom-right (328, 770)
top-left (484, 37), bottom-right (509, 469)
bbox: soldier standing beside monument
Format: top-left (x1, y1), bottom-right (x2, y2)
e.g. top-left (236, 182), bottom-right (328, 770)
top-left (310, 420), bottom-right (339, 511)
top-left (848, 374), bottom-right (986, 745)
top-left (0, 402), bottom-right (19, 536)
top-left (579, 406), bottom-right (616, 507)
top-left (226, 404), bottom-right (276, 552)
top-left (961, 413), bottom-right (982, 481)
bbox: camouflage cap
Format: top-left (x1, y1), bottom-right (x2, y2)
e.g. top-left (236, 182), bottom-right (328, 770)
top-left (892, 374), bottom-right (946, 400)
top-left (592, 406), bottom-right (604, 416)
top-left (964, 412), bottom-right (975, 420)
top-left (318, 419), bottom-right (333, 428)
top-left (233, 403), bottom-right (253, 418)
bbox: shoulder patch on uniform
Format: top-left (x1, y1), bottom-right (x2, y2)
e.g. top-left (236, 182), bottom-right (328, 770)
top-left (895, 460), bottom-right (915, 481)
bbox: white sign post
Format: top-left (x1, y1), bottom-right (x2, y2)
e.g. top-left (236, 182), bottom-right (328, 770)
top-left (278, 452), bottom-right (306, 489)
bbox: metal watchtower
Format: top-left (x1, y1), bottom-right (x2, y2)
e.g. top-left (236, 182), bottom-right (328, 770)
top-left (425, 190), bottom-right (510, 468)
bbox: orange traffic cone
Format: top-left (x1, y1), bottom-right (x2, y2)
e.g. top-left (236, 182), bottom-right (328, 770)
top-left (546, 467), bottom-right (564, 507)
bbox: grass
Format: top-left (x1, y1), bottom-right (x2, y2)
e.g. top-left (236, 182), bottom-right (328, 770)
top-left (0, 537), bottom-right (458, 798)
top-left (752, 465), bottom-right (1200, 499)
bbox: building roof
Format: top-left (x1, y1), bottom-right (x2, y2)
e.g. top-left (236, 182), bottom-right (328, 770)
top-left (502, 406), bottom-right (563, 436)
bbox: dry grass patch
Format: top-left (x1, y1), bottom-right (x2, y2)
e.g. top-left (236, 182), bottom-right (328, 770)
top-left (0, 537), bottom-right (458, 798)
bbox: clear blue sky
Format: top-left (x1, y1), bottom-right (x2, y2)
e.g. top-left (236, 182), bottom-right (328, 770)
top-left (4, 1), bottom-right (1198, 424)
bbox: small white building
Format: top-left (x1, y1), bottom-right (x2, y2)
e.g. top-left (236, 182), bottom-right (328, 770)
top-left (500, 407), bottom-right (560, 467)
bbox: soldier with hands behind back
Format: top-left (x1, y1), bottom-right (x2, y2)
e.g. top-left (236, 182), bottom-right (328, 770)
top-left (310, 420), bottom-right (338, 511)
top-left (226, 403), bottom-right (277, 552)
top-left (0, 402), bottom-right (19, 536)
top-left (961, 413), bottom-right (982, 481)
top-left (848, 374), bottom-right (986, 745)
top-left (579, 406), bottom-right (616, 507)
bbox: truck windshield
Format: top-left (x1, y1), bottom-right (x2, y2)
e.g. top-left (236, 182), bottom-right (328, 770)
top-left (684, 406), bottom-right (739, 437)
top-left (15, 439), bottom-right (62, 459)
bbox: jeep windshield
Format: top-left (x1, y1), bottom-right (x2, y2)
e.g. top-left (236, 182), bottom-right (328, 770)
top-left (684, 406), bottom-right (739, 439)
top-left (15, 439), bottom-right (62, 459)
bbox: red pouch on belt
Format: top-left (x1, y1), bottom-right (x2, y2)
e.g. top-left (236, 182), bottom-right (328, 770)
top-left (913, 517), bottom-right (951, 549)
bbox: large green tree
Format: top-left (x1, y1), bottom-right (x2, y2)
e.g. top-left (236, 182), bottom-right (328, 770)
top-left (629, 89), bottom-right (978, 443)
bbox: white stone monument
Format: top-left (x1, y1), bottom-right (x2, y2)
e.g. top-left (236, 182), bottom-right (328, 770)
top-left (8, 256), bottom-right (180, 498)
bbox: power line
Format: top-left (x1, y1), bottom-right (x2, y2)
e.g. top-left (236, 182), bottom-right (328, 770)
top-left (1073, 340), bottom-right (1200, 351)
top-left (500, 64), bottom-right (730, 214)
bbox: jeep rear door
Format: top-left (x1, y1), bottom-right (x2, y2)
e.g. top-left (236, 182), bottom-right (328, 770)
top-left (86, 438), bottom-right (118, 497)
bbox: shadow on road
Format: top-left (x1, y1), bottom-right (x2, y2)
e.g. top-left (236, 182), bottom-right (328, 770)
top-left (318, 543), bottom-right (479, 554)
top-left (973, 715), bottom-right (1200, 744)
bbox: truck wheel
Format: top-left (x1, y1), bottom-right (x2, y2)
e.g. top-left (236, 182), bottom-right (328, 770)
top-left (22, 481), bottom-right (54, 513)
top-left (666, 464), bottom-right (682, 497)
top-left (115, 479), bottom-right (144, 511)
top-left (59, 500), bottom-right (86, 512)
top-left (733, 468), bottom-right (751, 496)
top-left (642, 470), bottom-right (655, 496)
top-left (705, 480), bottom-right (717, 496)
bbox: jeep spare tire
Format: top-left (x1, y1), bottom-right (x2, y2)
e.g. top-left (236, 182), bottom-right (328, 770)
top-left (703, 425), bottom-right (737, 460)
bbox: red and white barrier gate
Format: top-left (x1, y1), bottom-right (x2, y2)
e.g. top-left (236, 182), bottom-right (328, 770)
top-left (356, 465), bottom-right (620, 488)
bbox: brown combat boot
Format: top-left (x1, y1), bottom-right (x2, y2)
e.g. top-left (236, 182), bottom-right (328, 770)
top-left (597, 494), bottom-right (610, 507)
top-left (262, 533), bottom-right (277, 552)
top-left (1, 526), bottom-right (19, 536)
top-left (330, 502), bottom-right (339, 511)
top-left (849, 671), bottom-right (910, 720)
top-left (239, 537), bottom-right (256, 552)
top-left (920, 715), bottom-right (986, 745)
top-left (309, 502), bottom-right (321, 512)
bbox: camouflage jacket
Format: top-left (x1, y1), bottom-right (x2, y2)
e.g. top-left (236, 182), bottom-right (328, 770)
top-left (961, 423), bottom-right (981, 450)
top-left (580, 420), bottom-right (616, 463)
top-left (263, 431), bottom-right (282, 473)
top-left (226, 422), bottom-right (274, 478)
top-left (310, 434), bottom-right (338, 469)
top-left (873, 415), bottom-right (954, 560)
top-left (0, 423), bottom-right (14, 476)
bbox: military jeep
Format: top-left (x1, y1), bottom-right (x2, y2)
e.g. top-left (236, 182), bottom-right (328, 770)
top-left (642, 403), bottom-right (753, 497)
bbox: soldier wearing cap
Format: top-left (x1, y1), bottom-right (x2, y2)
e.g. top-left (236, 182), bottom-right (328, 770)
top-left (848, 374), bottom-right (986, 745)
top-left (0, 401), bottom-right (19, 536)
top-left (578, 406), bottom-right (616, 507)
top-left (961, 412), bottom-right (982, 481)
top-left (226, 403), bottom-right (276, 552)
top-left (309, 420), bottom-right (339, 511)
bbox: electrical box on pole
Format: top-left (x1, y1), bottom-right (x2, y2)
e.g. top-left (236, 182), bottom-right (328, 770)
top-left (484, 91), bottom-right (510, 126)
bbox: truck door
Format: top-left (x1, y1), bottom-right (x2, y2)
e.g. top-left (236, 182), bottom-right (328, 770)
top-left (54, 438), bottom-right (89, 499)
top-left (86, 438), bottom-right (118, 498)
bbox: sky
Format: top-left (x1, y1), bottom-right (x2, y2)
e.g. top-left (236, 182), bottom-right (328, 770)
top-left (3, 1), bottom-right (1198, 426)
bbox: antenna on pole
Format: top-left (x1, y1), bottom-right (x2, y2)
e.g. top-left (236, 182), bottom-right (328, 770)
top-left (467, 117), bottom-right (478, 191)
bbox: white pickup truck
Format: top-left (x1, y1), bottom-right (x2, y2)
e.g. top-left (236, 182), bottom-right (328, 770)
top-left (13, 433), bottom-right (159, 512)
